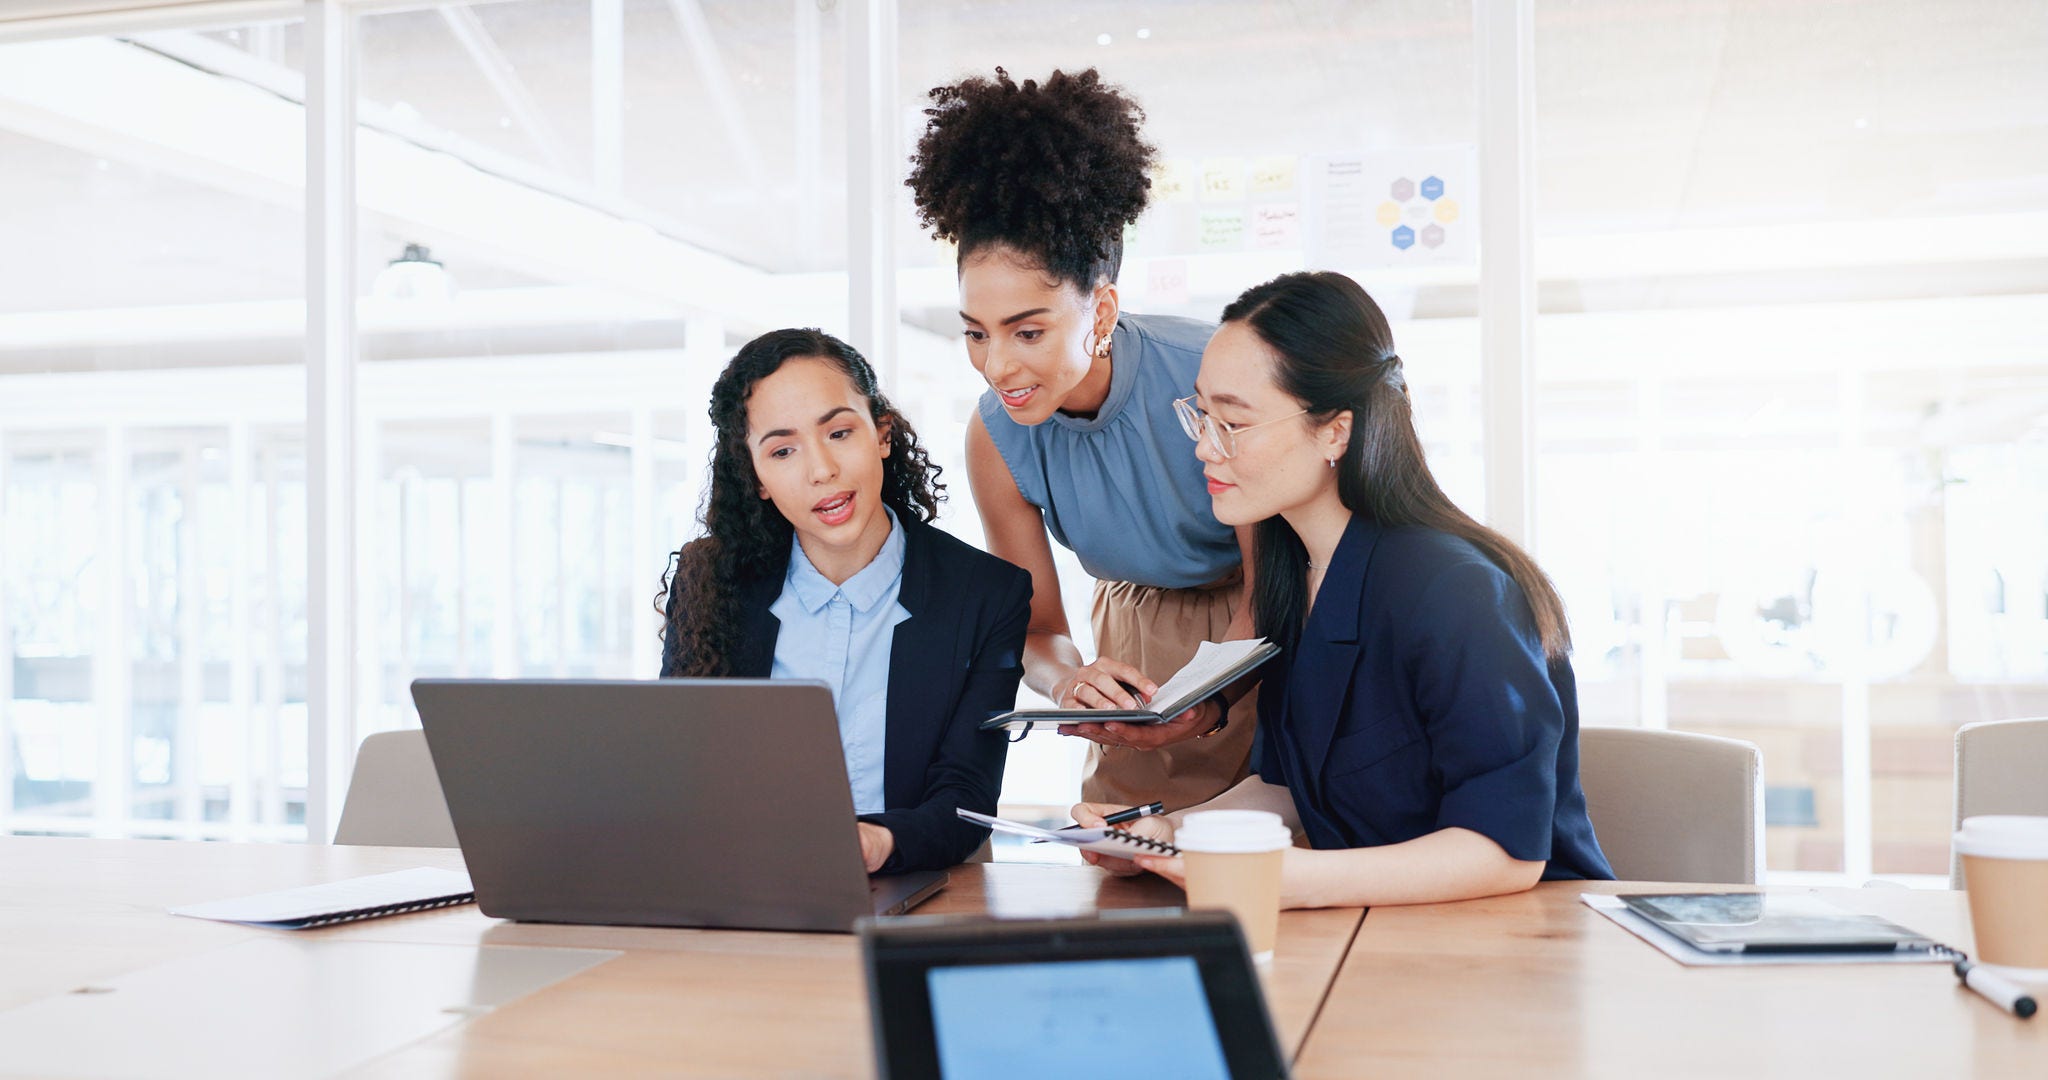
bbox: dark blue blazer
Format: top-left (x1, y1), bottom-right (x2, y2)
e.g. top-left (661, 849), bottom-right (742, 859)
top-left (1257, 515), bottom-right (1613, 881)
top-left (660, 516), bottom-right (1030, 873)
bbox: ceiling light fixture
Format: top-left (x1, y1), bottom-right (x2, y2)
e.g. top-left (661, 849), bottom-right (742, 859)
top-left (373, 243), bottom-right (456, 304)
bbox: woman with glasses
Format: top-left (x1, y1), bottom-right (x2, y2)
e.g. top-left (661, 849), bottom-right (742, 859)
top-left (1074, 271), bottom-right (1614, 905)
top-left (906, 68), bottom-right (1257, 809)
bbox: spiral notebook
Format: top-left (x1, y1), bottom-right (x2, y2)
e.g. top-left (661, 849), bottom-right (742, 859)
top-left (170, 867), bottom-right (476, 930)
top-left (956, 809), bottom-right (1182, 860)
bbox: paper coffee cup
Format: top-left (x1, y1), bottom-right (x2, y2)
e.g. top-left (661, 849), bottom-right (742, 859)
top-left (1178, 810), bottom-right (1292, 962)
top-left (1954, 815), bottom-right (2048, 977)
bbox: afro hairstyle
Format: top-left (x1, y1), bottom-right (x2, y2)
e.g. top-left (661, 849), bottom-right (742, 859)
top-left (906, 67), bottom-right (1156, 292)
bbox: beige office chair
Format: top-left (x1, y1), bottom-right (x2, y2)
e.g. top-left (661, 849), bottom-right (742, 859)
top-left (1951, 716), bottom-right (2048, 888)
top-left (334, 729), bottom-right (459, 847)
top-left (335, 726), bottom-right (992, 862)
top-left (1578, 726), bottom-right (1764, 884)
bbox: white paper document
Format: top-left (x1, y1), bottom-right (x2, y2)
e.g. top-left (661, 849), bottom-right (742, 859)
top-left (171, 867), bottom-right (475, 929)
top-left (1146, 639), bottom-right (1271, 716)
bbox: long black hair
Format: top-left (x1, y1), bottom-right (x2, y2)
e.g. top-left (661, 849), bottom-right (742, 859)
top-left (1223, 272), bottom-right (1571, 660)
top-left (906, 67), bottom-right (1155, 291)
top-left (657, 328), bottom-right (944, 676)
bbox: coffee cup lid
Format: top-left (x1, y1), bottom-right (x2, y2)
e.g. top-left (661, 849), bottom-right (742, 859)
top-left (1953, 815), bottom-right (2048, 861)
top-left (1177, 810), bottom-right (1292, 854)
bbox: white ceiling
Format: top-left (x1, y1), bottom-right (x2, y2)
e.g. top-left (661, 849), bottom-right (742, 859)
top-left (0, 0), bottom-right (2043, 381)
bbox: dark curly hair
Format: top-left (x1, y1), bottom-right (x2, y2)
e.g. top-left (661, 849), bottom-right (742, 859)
top-left (657, 328), bottom-right (945, 676)
top-left (906, 67), bottom-right (1156, 291)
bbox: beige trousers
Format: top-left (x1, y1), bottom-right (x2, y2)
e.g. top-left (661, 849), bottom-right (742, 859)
top-left (1080, 573), bottom-right (1260, 810)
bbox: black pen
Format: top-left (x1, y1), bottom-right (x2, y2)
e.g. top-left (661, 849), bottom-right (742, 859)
top-left (1035, 802), bottom-right (1167, 841)
top-left (1103, 802), bottom-right (1167, 826)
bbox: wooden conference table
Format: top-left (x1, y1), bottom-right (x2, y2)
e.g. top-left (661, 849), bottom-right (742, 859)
top-left (2, 836), bottom-right (2040, 1077)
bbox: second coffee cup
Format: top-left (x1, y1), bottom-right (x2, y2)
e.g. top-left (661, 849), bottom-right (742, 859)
top-left (1955, 815), bottom-right (2048, 976)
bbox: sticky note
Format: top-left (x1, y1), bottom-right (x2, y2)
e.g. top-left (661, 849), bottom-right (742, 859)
top-left (1154, 159), bottom-right (1196, 204)
top-left (1249, 156), bottom-right (1297, 195)
top-left (1198, 209), bottom-right (1246, 249)
top-left (1146, 258), bottom-right (1190, 305)
top-left (1251, 203), bottom-right (1300, 249)
top-left (1199, 158), bottom-right (1244, 202)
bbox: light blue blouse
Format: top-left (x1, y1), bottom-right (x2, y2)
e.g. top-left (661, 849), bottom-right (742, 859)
top-left (768, 508), bottom-right (909, 815)
top-left (977, 313), bottom-right (1238, 589)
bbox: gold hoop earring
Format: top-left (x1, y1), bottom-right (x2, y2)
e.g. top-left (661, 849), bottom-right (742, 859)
top-left (1092, 329), bottom-right (1113, 362)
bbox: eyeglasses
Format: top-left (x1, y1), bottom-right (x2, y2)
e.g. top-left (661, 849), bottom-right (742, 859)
top-left (1173, 395), bottom-right (1306, 459)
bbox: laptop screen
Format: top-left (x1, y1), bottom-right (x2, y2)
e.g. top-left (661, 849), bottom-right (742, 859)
top-left (925, 956), bottom-right (1231, 1080)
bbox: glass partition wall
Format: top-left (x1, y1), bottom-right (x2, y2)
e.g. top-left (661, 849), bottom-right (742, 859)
top-left (0, 17), bottom-right (309, 838)
top-left (1, 1), bottom-right (2042, 881)
top-left (1531, 0), bottom-right (2048, 881)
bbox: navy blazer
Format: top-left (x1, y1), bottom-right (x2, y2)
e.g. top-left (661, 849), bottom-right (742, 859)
top-left (660, 516), bottom-right (1030, 873)
top-left (1257, 515), bottom-right (1613, 881)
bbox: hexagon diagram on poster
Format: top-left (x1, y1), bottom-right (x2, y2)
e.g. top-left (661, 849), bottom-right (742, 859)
top-left (1305, 146), bottom-right (1476, 269)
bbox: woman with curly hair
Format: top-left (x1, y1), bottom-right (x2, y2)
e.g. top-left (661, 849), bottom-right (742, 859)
top-left (658, 328), bottom-right (1032, 874)
top-left (907, 67), bottom-right (1255, 810)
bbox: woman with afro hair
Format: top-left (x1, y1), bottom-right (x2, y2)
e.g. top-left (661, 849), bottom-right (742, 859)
top-left (907, 68), bottom-right (1257, 810)
top-left (659, 328), bottom-right (1032, 874)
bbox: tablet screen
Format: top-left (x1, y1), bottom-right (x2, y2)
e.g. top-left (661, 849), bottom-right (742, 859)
top-left (924, 955), bottom-right (1230, 1080)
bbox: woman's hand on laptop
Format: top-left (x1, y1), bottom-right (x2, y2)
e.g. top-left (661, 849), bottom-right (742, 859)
top-left (1070, 802), bottom-right (1176, 877)
top-left (856, 822), bottom-right (895, 874)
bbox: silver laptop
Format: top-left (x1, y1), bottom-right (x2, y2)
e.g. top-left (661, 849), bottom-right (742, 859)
top-left (412, 678), bottom-right (947, 933)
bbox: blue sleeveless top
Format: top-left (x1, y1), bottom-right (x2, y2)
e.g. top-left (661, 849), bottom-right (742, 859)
top-left (977, 312), bottom-right (1238, 589)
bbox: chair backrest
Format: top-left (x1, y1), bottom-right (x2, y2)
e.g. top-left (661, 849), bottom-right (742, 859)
top-left (335, 724), bottom-right (995, 861)
top-left (334, 729), bottom-right (459, 847)
top-left (1952, 717), bottom-right (2048, 888)
top-left (1578, 726), bottom-right (1763, 884)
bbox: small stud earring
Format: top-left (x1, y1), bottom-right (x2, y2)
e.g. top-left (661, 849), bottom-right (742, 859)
top-left (1327, 457), bottom-right (1338, 469)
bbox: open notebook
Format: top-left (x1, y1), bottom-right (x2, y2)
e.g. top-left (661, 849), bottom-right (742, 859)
top-left (981, 638), bottom-right (1280, 734)
top-left (957, 809), bottom-right (1181, 861)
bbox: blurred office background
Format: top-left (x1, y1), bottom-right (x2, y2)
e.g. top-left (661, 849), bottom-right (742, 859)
top-left (1, 0), bottom-right (2044, 885)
